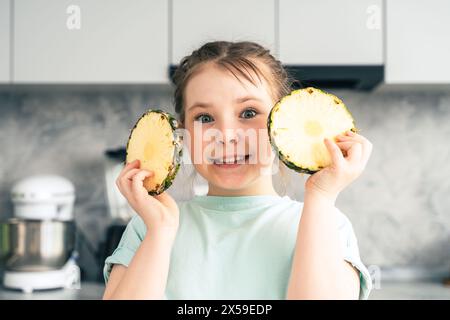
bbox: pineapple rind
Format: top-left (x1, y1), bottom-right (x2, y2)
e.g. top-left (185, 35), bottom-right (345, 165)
top-left (267, 87), bottom-right (356, 174)
top-left (126, 109), bottom-right (182, 195)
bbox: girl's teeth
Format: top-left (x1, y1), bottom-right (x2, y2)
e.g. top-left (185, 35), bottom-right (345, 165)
top-left (213, 155), bottom-right (247, 164)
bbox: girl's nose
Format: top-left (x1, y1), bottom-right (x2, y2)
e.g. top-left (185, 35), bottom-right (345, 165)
top-left (215, 119), bottom-right (241, 145)
top-left (217, 129), bottom-right (239, 145)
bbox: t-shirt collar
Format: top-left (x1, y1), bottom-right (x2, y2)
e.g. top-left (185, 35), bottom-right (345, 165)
top-left (190, 194), bottom-right (286, 211)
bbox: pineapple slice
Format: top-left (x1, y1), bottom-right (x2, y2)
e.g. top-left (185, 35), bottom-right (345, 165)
top-left (126, 110), bottom-right (182, 195)
top-left (268, 87), bottom-right (356, 174)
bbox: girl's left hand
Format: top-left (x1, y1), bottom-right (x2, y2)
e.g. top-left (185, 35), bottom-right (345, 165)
top-left (305, 130), bottom-right (373, 202)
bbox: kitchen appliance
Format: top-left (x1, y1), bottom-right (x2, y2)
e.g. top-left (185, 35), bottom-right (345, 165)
top-left (11, 175), bottom-right (75, 221)
top-left (0, 174), bottom-right (80, 293)
top-left (99, 148), bottom-right (135, 274)
top-left (103, 148), bottom-right (135, 223)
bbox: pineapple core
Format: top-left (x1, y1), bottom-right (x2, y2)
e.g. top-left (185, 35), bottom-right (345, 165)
top-left (144, 142), bottom-right (154, 161)
top-left (304, 120), bottom-right (323, 137)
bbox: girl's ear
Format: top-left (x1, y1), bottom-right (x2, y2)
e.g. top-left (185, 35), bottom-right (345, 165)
top-left (177, 118), bottom-right (185, 129)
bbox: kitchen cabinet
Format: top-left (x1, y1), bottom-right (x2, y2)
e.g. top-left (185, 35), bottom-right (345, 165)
top-left (13, 0), bottom-right (169, 83)
top-left (279, 0), bottom-right (383, 65)
top-left (386, 0), bottom-right (450, 83)
top-left (171, 0), bottom-right (275, 64)
top-left (0, 0), bottom-right (10, 83)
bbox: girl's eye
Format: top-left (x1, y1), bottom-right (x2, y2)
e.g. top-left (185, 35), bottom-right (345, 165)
top-left (240, 108), bottom-right (257, 119)
top-left (194, 114), bottom-right (213, 123)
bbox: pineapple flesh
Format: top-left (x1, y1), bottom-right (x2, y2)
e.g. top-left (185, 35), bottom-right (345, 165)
top-left (126, 110), bottom-right (182, 195)
top-left (268, 87), bottom-right (356, 174)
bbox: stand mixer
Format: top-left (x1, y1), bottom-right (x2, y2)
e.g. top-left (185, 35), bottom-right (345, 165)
top-left (1, 174), bottom-right (81, 293)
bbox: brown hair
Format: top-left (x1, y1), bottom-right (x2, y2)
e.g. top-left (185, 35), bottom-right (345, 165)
top-left (172, 41), bottom-right (292, 124)
top-left (172, 41), bottom-right (293, 196)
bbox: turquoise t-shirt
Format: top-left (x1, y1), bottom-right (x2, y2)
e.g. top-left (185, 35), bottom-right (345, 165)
top-left (104, 194), bottom-right (372, 299)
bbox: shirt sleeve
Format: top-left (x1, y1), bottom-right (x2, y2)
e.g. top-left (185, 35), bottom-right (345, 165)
top-left (103, 214), bottom-right (147, 284)
top-left (335, 207), bottom-right (373, 300)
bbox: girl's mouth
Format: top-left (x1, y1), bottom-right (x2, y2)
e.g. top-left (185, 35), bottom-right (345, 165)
top-left (208, 154), bottom-right (251, 168)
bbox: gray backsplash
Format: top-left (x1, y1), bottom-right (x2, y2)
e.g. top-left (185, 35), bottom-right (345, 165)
top-left (1, 85), bottom-right (449, 281)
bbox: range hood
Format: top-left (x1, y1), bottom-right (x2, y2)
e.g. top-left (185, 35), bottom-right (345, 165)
top-left (169, 65), bottom-right (384, 91)
top-left (168, 0), bottom-right (384, 91)
top-left (284, 65), bottom-right (384, 90)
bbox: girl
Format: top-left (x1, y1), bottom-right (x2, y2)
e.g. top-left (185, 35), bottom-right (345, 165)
top-left (102, 41), bottom-right (373, 300)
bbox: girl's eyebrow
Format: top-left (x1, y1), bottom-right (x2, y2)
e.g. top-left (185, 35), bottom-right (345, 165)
top-left (188, 96), bottom-right (263, 111)
top-left (235, 95), bottom-right (263, 103)
top-left (187, 102), bottom-right (211, 111)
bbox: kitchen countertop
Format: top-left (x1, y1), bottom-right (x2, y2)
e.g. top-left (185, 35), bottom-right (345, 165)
top-left (369, 280), bottom-right (450, 300)
top-left (0, 281), bottom-right (450, 300)
top-left (0, 282), bottom-right (105, 300)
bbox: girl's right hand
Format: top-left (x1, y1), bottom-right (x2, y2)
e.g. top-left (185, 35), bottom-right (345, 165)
top-left (116, 159), bottom-right (180, 242)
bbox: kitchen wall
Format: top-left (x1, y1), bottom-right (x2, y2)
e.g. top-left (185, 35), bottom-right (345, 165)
top-left (1, 86), bottom-right (449, 281)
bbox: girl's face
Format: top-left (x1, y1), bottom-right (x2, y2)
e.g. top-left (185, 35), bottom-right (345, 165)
top-left (183, 62), bottom-right (277, 196)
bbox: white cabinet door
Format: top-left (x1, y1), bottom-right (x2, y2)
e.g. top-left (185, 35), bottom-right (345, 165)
top-left (0, 0), bottom-right (10, 83)
top-left (14, 0), bottom-right (169, 83)
top-left (386, 0), bottom-right (450, 83)
top-left (171, 0), bottom-right (275, 64)
top-left (279, 0), bottom-right (383, 65)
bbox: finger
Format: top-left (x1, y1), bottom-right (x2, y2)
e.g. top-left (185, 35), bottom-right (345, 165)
top-left (335, 141), bottom-right (353, 157)
top-left (118, 168), bottom-right (141, 198)
top-left (324, 138), bottom-right (344, 166)
top-left (335, 141), bottom-right (355, 151)
top-left (123, 168), bottom-right (141, 181)
top-left (347, 141), bottom-right (363, 165)
top-left (131, 170), bottom-right (154, 201)
top-left (154, 192), bottom-right (178, 212)
top-left (118, 159), bottom-right (140, 180)
top-left (335, 140), bottom-right (366, 158)
top-left (116, 168), bottom-right (138, 199)
top-left (125, 158), bottom-right (140, 166)
top-left (336, 133), bottom-right (363, 142)
top-left (338, 131), bottom-right (367, 144)
top-left (357, 135), bottom-right (373, 166)
top-left (117, 166), bottom-right (140, 188)
top-left (336, 132), bottom-right (371, 156)
top-left (339, 132), bottom-right (372, 165)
